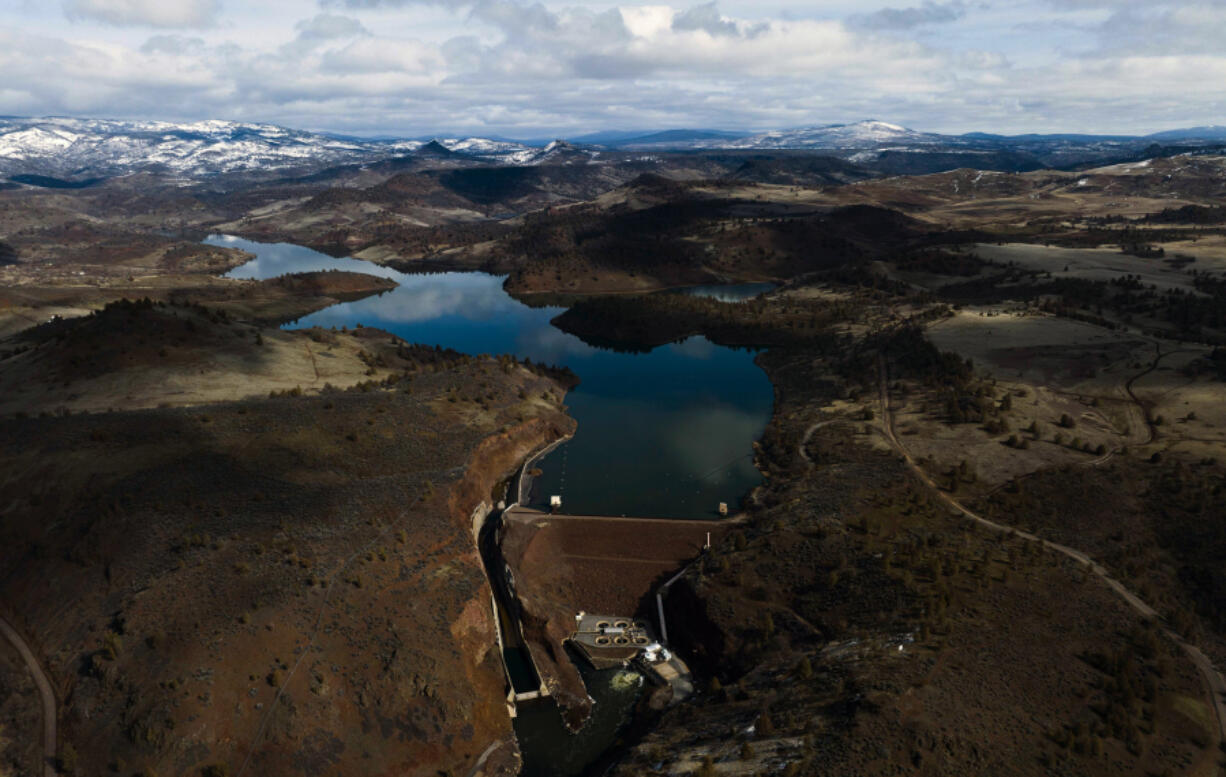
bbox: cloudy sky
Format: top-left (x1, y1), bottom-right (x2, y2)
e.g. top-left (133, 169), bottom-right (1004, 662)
top-left (1, 0), bottom-right (1223, 138)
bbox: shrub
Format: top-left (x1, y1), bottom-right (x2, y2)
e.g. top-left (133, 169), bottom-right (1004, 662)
top-left (102, 631), bottom-right (123, 661)
top-left (58, 743), bottom-right (79, 774)
top-left (796, 656), bottom-right (813, 679)
top-left (758, 709), bottom-right (776, 737)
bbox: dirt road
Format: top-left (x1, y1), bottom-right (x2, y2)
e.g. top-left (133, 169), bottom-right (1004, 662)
top-left (798, 419), bottom-right (839, 465)
top-left (0, 616), bottom-right (56, 777)
top-left (875, 355), bottom-right (1226, 749)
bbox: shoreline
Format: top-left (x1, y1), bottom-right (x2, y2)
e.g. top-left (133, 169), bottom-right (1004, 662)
top-left (512, 433), bottom-right (574, 507)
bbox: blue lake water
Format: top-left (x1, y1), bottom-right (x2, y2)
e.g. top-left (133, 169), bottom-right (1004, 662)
top-left (210, 234), bottom-right (773, 518)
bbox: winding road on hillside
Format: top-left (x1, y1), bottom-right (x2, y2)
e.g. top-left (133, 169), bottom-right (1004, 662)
top-left (798, 419), bottom-right (838, 465)
top-left (874, 354), bottom-right (1226, 751)
top-left (0, 615), bottom-right (56, 777)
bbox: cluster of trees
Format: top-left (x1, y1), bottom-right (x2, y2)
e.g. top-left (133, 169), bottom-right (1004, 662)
top-left (1055, 622), bottom-right (1169, 758)
top-left (499, 198), bottom-right (724, 273)
top-left (891, 247), bottom-right (985, 277)
top-left (366, 219), bottom-right (511, 262)
top-left (1184, 346), bottom-right (1226, 380)
top-left (555, 292), bottom-right (852, 351)
top-left (1141, 204), bottom-right (1226, 225)
top-left (1006, 270), bottom-right (1226, 343)
top-left (1050, 223), bottom-right (1187, 249)
top-left (493, 192), bottom-right (944, 289)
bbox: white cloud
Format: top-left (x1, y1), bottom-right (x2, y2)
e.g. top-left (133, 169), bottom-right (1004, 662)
top-left (0, 0), bottom-right (1218, 136)
top-left (62, 0), bottom-right (221, 28)
top-left (320, 37), bottom-right (444, 73)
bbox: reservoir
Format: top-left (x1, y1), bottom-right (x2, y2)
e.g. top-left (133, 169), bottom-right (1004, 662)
top-left (212, 235), bottom-right (774, 520)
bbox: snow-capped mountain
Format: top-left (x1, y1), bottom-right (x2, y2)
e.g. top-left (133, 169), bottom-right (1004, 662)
top-left (7, 115), bottom-right (1226, 183)
top-left (438, 137), bottom-right (533, 157)
top-left (0, 117), bottom-right (537, 180)
top-left (719, 120), bottom-right (944, 150)
top-left (607, 119), bottom-right (1226, 170)
top-left (613, 120), bottom-right (944, 151)
top-left (523, 140), bottom-right (602, 165)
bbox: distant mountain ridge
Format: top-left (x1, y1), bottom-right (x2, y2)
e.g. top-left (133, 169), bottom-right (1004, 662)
top-left (0, 117), bottom-right (539, 180)
top-left (3, 115), bottom-right (1226, 183)
top-left (609, 119), bottom-right (1226, 152)
top-left (603, 119), bottom-right (1226, 170)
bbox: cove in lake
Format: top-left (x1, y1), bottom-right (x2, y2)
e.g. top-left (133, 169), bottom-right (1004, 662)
top-left (211, 235), bottom-right (774, 520)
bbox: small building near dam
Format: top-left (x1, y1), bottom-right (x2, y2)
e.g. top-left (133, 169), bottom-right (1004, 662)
top-left (570, 613), bottom-right (653, 669)
top-left (570, 612), bottom-right (696, 704)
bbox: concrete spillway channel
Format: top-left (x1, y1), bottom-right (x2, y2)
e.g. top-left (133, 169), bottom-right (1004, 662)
top-left (478, 501), bottom-right (550, 716)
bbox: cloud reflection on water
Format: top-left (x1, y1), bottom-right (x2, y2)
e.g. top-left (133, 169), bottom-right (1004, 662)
top-left (210, 234), bottom-right (773, 518)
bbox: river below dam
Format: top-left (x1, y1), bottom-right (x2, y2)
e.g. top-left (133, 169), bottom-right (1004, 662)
top-left (209, 234), bottom-right (775, 776)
